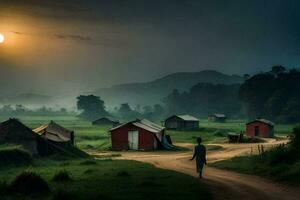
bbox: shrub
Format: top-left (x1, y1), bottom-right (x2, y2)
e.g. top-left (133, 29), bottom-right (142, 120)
top-left (80, 160), bottom-right (97, 165)
top-left (9, 171), bottom-right (50, 195)
top-left (0, 148), bottom-right (33, 168)
top-left (52, 190), bottom-right (77, 200)
top-left (213, 130), bottom-right (227, 137)
top-left (84, 169), bottom-right (95, 174)
top-left (139, 181), bottom-right (160, 187)
top-left (290, 126), bottom-right (300, 150)
top-left (117, 171), bottom-right (130, 177)
top-left (52, 170), bottom-right (72, 182)
top-left (0, 181), bottom-right (8, 194)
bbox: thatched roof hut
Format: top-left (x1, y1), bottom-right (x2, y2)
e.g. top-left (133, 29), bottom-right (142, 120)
top-left (33, 121), bottom-right (74, 145)
top-left (32, 121), bottom-right (76, 156)
top-left (0, 118), bottom-right (38, 155)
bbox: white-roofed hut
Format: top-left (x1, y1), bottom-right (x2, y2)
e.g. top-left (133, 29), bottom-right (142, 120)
top-left (164, 115), bottom-right (199, 130)
top-left (208, 114), bottom-right (227, 122)
top-left (109, 119), bottom-right (172, 151)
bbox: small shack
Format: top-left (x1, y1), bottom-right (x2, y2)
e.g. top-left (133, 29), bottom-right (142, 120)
top-left (0, 118), bottom-right (38, 155)
top-left (164, 115), bottom-right (199, 130)
top-left (208, 114), bottom-right (226, 123)
top-left (246, 119), bottom-right (274, 138)
top-left (227, 132), bottom-right (243, 143)
top-left (110, 119), bottom-right (167, 151)
top-left (92, 117), bottom-right (119, 126)
top-left (33, 121), bottom-right (75, 156)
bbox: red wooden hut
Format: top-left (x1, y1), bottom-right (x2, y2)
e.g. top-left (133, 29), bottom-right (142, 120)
top-left (109, 119), bottom-right (165, 151)
top-left (246, 119), bottom-right (274, 138)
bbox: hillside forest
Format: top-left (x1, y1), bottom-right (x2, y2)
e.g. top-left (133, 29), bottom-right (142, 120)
top-left (0, 66), bottom-right (299, 123)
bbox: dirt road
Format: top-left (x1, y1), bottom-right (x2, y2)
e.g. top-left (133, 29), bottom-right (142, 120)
top-left (98, 140), bottom-right (300, 200)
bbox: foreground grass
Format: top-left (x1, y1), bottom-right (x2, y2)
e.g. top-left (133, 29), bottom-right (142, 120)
top-left (211, 143), bottom-right (300, 185)
top-left (212, 156), bottom-right (300, 184)
top-left (0, 158), bottom-right (212, 200)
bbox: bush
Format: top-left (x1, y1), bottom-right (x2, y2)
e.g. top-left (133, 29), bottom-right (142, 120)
top-left (0, 148), bottom-right (33, 168)
top-left (52, 170), bottom-right (73, 182)
top-left (139, 181), bottom-right (160, 187)
top-left (52, 190), bottom-right (78, 200)
top-left (9, 171), bottom-right (50, 195)
top-left (290, 126), bottom-right (300, 149)
top-left (117, 171), bottom-right (130, 177)
top-left (0, 181), bottom-right (8, 195)
top-left (80, 160), bottom-right (97, 165)
top-left (84, 169), bottom-right (95, 174)
top-left (213, 130), bottom-right (227, 137)
top-left (212, 126), bottom-right (300, 183)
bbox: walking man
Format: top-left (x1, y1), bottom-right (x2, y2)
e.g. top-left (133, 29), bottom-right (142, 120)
top-left (190, 137), bottom-right (207, 178)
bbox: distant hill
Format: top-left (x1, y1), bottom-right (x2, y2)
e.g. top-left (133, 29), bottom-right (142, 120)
top-left (0, 93), bottom-right (53, 106)
top-left (93, 70), bottom-right (244, 107)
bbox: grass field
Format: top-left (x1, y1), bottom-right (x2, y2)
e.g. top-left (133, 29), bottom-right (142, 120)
top-left (0, 115), bottom-right (215, 199)
top-left (211, 156), bottom-right (300, 184)
top-left (0, 115), bottom-right (297, 198)
top-left (0, 115), bottom-right (296, 150)
top-left (0, 157), bottom-right (212, 200)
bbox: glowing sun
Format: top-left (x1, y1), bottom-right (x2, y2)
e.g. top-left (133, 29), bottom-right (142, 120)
top-left (0, 33), bottom-right (5, 43)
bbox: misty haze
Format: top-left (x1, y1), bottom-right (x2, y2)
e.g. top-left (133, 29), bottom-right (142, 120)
top-left (0, 1), bottom-right (300, 200)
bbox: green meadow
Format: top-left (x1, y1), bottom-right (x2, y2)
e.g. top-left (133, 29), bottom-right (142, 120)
top-left (0, 158), bottom-right (212, 200)
top-left (0, 115), bottom-right (296, 151)
top-left (0, 115), bottom-right (297, 199)
top-left (0, 115), bottom-right (214, 199)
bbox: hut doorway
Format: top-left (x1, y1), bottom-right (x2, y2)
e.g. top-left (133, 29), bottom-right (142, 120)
top-left (255, 126), bottom-right (259, 136)
top-left (128, 131), bottom-right (139, 150)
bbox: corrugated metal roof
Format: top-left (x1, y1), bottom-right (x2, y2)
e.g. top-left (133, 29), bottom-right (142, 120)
top-left (109, 119), bottom-right (165, 134)
top-left (176, 115), bottom-right (199, 121)
top-left (33, 121), bottom-right (73, 142)
top-left (246, 119), bottom-right (274, 126)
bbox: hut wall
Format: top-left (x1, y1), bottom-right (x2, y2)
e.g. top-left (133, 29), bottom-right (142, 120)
top-left (184, 121), bottom-right (199, 129)
top-left (246, 122), bottom-right (273, 138)
top-left (111, 124), bottom-right (158, 151)
top-left (165, 118), bottom-right (181, 129)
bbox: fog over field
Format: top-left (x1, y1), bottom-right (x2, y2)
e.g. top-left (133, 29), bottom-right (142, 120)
top-left (1, 0), bottom-right (300, 101)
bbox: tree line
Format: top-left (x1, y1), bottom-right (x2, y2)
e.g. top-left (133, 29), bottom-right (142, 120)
top-left (77, 66), bottom-right (300, 124)
top-left (240, 66), bottom-right (300, 123)
top-left (0, 105), bottom-right (71, 116)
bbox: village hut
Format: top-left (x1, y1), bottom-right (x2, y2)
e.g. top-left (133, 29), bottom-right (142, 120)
top-left (227, 132), bottom-right (243, 143)
top-left (246, 119), bottom-right (274, 138)
top-left (0, 118), bottom-right (38, 155)
top-left (33, 121), bottom-right (75, 156)
top-left (92, 117), bottom-right (119, 126)
top-left (208, 114), bottom-right (227, 122)
top-left (164, 115), bottom-right (199, 130)
top-left (109, 119), bottom-right (170, 151)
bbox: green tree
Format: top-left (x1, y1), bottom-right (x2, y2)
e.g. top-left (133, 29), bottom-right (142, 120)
top-left (270, 65), bottom-right (286, 76)
top-left (117, 103), bottom-right (140, 121)
top-left (76, 95), bottom-right (109, 121)
top-left (239, 67), bottom-right (300, 123)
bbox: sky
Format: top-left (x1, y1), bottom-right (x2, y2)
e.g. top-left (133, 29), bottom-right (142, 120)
top-left (0, 0), bottom-right (300, 96)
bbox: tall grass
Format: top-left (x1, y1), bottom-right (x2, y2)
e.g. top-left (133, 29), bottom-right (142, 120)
top-left (212, 126), bottom-right (300, 183)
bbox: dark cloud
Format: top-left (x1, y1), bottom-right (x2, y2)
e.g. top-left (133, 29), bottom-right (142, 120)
top-left (10, 31), bottom-right (94, 43)
top-left (54, 34), bottom-right (92, 41)
top-left (1, 0), bottom-right (300, 96)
